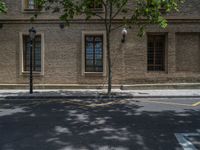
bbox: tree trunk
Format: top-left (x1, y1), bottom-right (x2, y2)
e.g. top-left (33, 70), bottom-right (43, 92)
top-left (107, 31), bottom-right (112, 96)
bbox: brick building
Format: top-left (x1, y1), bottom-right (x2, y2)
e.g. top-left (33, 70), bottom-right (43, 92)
top-left (0, 0), bottom-right (200, 89)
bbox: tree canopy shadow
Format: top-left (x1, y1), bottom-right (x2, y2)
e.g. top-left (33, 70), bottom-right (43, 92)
top-left (0, 99), bottom-right (200, 150)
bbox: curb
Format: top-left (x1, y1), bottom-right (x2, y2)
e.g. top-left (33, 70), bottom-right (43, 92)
top-left (132, 96), bottom-right (200, 98)
top-left (2, 95), bottom-right (133, 100)
top-left (1, 95), bottom-right (200, 100)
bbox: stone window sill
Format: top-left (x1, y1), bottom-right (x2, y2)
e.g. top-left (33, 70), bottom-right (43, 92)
top-left (23, 9), bottom-right (45, 14)
top-left (147, 71), bottom-right (167, 74)
top-left (84, 72), bottom-right (104, 77)
top-left (90, 8), bottom-right (104, 13)
top-left (21, 71), bottom-right (43, 77)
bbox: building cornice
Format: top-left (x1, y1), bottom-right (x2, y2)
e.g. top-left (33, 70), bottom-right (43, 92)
top-left (0, 18), bottom-right (200, 24)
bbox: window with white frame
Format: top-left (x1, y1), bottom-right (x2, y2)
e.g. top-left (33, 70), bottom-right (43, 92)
top-left (85, 35), bottom-right (103, 72)
top-left (82, 31), bottom-right (106, 76)
top-left (23, 35), bottom-right (41, 72)
top-left (89, 1), bottom-right (103, 12)
top-left (23, 0), bottom-right (38, 11)
top-left (20, 33), bottom-right (44, 74)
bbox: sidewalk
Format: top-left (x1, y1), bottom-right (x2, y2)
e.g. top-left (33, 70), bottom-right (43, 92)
top-left (1, 89), bottom-right (200, 100)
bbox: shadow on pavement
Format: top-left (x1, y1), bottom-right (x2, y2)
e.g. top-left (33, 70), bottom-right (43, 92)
top-left (0, 99), bottom-right (200, 150)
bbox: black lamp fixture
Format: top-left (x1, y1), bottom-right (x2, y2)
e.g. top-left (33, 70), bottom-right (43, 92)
top-left (29, 27), bottom-right (36, 94)
top-left (59, 23), bottom-right (65, 29)
top-left (121, 27), bottom-right (128, 43)
top-left (29, 27), bottom-right (36, 40)
top-left (0, 23), bottom-right (3, 29)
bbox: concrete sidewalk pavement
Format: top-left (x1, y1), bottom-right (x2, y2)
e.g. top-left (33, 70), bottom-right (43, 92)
top-left (0, 89), bottom-right (200, 99)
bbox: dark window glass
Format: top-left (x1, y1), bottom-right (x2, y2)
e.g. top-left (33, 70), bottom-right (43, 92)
top-left (147, 35), bottom-right (165, 71)
top-left (89, 2), bottom-right (103, 11)
top-left (23, 35), bottom-right (41, 72)
top-left (24, 0), bottom-right (38, 10)
top-left (85, 35), bottom-right (103, 72)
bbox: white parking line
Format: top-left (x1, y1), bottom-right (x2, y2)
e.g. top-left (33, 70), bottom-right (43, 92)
top-left (175, 133), bottom-right (198, 150)
top-left (175, 130), bottom-right (200, 150)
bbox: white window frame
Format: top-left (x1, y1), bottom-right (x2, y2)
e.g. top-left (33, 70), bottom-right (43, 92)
top-left (82, 31), bottom-right (107, 76)
top-left (89, 2), bottom-right (105, 13)
top-left (21, 0), bottom-right (40, 13)
top-left (19, 32), bottom-right (45, 75)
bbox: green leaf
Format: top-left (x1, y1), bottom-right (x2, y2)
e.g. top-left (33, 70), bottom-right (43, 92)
top-left (0, 0), bottom-right (7, 13)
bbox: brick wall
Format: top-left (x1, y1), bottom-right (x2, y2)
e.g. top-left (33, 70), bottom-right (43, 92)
top-left (176, 33), bottom-right (200, 73)
top-left (0, 0), bottom-right (200, 86)
top-left (1, 0), bottom-right (200, 20)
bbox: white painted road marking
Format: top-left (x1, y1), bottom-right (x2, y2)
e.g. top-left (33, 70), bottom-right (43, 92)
top-left (175, 130), bottom-right (200, 150)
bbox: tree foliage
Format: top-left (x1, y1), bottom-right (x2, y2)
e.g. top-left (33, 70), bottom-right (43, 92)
top-left (0, 0), bottom-right (184, 94)
top-left (0, 0), bottom-right (7, 13)
top-left (36, 0), bottom-right (184, 94)
top-left (36, 0), bottom-right (183, 30)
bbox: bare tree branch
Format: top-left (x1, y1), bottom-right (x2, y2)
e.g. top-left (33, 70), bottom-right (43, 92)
top-left (111, 0), bottom-right (127, 20)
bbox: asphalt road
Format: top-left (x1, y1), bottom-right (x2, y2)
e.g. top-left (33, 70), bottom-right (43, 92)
top-left (0, 98), bottom-right (200, 150)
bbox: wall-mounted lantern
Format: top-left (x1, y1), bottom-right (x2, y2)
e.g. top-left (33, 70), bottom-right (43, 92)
top-left (121, 28), bottom-right (128, 43)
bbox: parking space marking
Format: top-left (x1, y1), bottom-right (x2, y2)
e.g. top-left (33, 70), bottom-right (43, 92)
top-left (192, 101), bottom-right (200, 107)
top-left (175, 133), bottom-right (198, 150)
